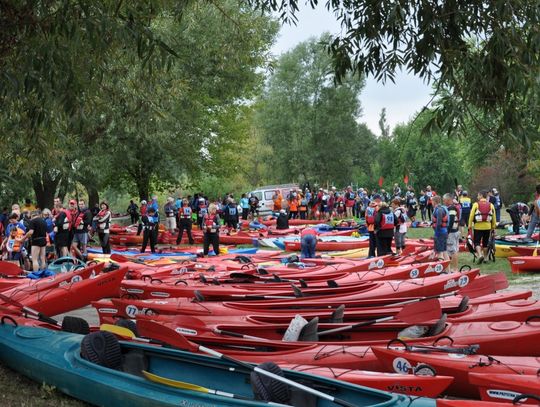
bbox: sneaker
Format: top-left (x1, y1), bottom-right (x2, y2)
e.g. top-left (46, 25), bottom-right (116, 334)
top-left (478, 256), bottom-right (485, 264)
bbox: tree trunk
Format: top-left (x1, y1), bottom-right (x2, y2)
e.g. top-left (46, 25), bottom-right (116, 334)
top-left (32, 171), bottom-right (61, 209)
top-left (85, 184), bottom-right (99, 208)
top-left (136, 178), bottom-right (150, 201)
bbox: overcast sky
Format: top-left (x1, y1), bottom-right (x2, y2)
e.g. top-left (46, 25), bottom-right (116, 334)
top-left (270, 4), bottom-right (434, 136)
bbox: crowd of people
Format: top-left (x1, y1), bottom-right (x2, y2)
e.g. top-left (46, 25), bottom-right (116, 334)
top-left (1, 182), bottom-right (538, 271)
top-left (0, 198), bottom-right (112, 273)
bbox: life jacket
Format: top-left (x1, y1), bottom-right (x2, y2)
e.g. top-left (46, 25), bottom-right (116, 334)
top-left (494, 195), bottom-right (501, 208)
top-left (460, 197), bottom-right (471, 210)
top-left (474, 200), bottom-right (493, 222)
top-left (289, 198), bottom-right (298, 212)
top-left (164, 204), bottom-right (175, 217)
top-left (97, 210), bottom-right (111, 231)
top-left (299, 198), bottom-right (308, 210)
top-left (61, 209), bottom-right (72, 231)
top-left (204, 214), bottom-right (217, 231)
top-left (140, 204), bottom-right (147, 216)
top-left (74, 211), bottom-right (87, 231)
top-left (448, 204), bottom-right (460, 232)
top-left (395, 208), bottom-right (407, 225)
top-left (432, 206), bottom-right (448, 229)
top-left (366, 206), bottom-right (377, 225)
top-left (228, 205), bottom-right (237, 217)
top-left (419, 195), bottom-right (427, 206)
top-left (379, 211), bottom-right (395, 230)
top-left (180, 206), bottom-right (192, 219)
top-left (6, 228), bottom-right (24, 252)
top-left (273, 195), bottom-right (282, 210)
top-left (199, 204), bottom-right (208, 216)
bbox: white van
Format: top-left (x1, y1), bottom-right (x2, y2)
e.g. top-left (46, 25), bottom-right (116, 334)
top-left (249, 184), bottom-right (299, 215)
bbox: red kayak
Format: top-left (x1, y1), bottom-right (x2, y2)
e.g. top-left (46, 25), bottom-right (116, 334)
top-left (469, 373), bottom-right (540, 404)
top-left (10, 266), bottom-right (127, 316)
top-left (508, 256), bottom-right (540, 273)
top-left (280, 364), bottom-right (453, 397)
top-left (2, 262), bottom-right (104, 302)
top-left (373, 346), bottom-right (540, 398)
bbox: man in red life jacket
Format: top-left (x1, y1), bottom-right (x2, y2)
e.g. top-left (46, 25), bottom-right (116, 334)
top-left (365, 194), bottom-right (382, 258)
top-left (71, 199), bottom-right (93, 260)
top-left (176, 198), bottom-right (195, 245)
top-left (374, 201), bottom-right (396, 256)
top-left (53, 203), bottom-right (72, 257)
top-left (202, 204), bottom-right (220, 257)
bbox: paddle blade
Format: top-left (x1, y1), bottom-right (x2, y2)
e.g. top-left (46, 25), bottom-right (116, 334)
top-left (458, 277), bottom-right (495, 299)
top-left (143, 370), bottom-right (208, 392)
top-left (100, 324), bottom-right (136, 339)
top-left (136, 318), bottom-right (198, 352)
top-left (0, 261), bottom-right (23, 276)
top-left (396, 298), bottom-right (441, 324)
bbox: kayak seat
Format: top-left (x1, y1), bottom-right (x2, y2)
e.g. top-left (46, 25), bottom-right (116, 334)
top-left (62, 316), bottom-right (90, 335)
top-left (115, 318), bottom-right (139, 336)
top-left (81, 331), bottom-right (122, 371)
top-left (426, 314), bottom-right (448, 337)
top-left (121, 349), bottom-right (148, 378)
top-left (298, 317), bottom-right (319, 342)
top-left (456, 296), bottom-right (469, 313)
top-left (250, 362), bottom-right (291, 404)
top-left (330, 305), bottom-right (345, 323)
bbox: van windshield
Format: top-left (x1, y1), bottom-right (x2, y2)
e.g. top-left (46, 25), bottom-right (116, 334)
top-left (252, 192), bottom-right (263, 200)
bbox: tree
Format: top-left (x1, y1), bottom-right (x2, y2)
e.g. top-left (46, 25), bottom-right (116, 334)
top-left (247, 0), bottom-right (540, 143)
top-left (257, 34), bottom-right (371, 186)
top-left (378, 108), bottom-right (390, 138)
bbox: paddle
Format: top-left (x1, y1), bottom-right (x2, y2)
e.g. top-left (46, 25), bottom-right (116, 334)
top-left (0, 292), bottom-right (60, 326)
top-left (0, 261), bottom-right (24, 277)
top-left (142, 370), bottom-right (292, 406)
top-left (317, 298), bottom-right (441, 337)
top-left (110, 253), bottom-right (146, 264)
top-left (195, 290), bottom-right (297, 301)
top-left (134, 319), bottom-right (357, 407)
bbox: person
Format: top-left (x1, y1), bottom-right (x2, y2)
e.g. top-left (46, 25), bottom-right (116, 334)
top-left (149, 195), bottom-right (159, 213)
top-left (345, 186), bottom-right (356, 218)
top-left (431, 195), bottom-right (449, 261)
top-left (468, 190), bottom-right (496, 263)
top-left (23, 198), bottom-right (36, 212)
top-left (298, 193), bottom-right (308, 219)
top-left (53, 203), bottom-right (71, 257)
top-left (95, 202), bottom-right (112, 254)
top-left (418, 190), bottom-right (427, 221)
top-left (380, 189), bottom-right (390, 203)
top-left (272, 190), bottom-right (283, 213)
top-left (176, 198), bottom-right (195, 245)
top-left (248, 193), bottom-right (259, 219)
top-left (23, 210), bottom-right (47, 271)
top-left (288, 190), bottom-right (299, 219)
top-left (454, 184), bottom-right (463, 199)
top-left (374, 201), bottom-right (395, 256)
top-left (0, 207), bottom-right (9, 232)
top-left (526, 185), bottom-right (540, 240)
top-left (425, 186), bottom-right (436, 220)
top-left (335, 192), bottom-right (345, 219)
top-left (197, 197), bottom-right (208, 229)
top-left (326, 191), bottom-right (335, 220)
top-left (163, 197), bottom-right (177, 233)
top-left (202, 204), bottom-right (220, 256)
top-left (490, 188), bottom-right (503, 223)
top-left (392, 198), bottom-right (407, 255)
top-left (71, 199), bottom-right (93, 260)
top-left (140, 200), bottom-right (148, 217)
top-left (240, 193), bottom-right (250, 220)
top-left (300, 227), bottom-right (317, 259)
top-left (224, 199), bottom-right (239, 230)
top-left (459, 191), bottom-right (472, 239)
top-left (406, 192), bottom-right (417, 221)
top-left (393, 183), bottom-right (401, 198)
top-left (444, 194), bottom-right (461, 271)
top-left (140, 207), bottom-right (159, 253)
top-left (51, 197), bottom-right (62, 217)
top-left (276, 209), bottom-right (289, 230)
top-left (127, 200), bottom-right (139, 224)
top-left (1, 223), bottom-right (25, 264)
top-left (365, 195), bottom-right (381, 258)
top-left (506, 202), bottom-right (530, 235)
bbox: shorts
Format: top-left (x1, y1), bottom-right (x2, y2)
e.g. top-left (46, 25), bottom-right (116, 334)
top-left (434, 233), bottom-right (448, 253)
top-left (447, 231), bottom-right (460, 255)
top-left (30, 237), bottom-right (47, 248)
top-left (55, 232), bottom-right (70, 248)
top-left (165, 216), bottom-right (176, 230)
top-left (473, 229), bottom-right (491, 247)
top-left (394, 231), bottom-right (406, 248)
top-left (72, 232), bottom-right (89, 245)
top-left (460, 212), bottom-right (470, 226)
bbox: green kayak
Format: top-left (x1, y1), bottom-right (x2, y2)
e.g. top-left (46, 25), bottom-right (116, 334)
top-left (0, 323), bottom-right (437, 407)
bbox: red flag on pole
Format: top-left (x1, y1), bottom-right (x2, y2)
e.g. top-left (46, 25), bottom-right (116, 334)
top-left (403, 175), bottom-right (409, 185)
top-left (378, 176), bottom-right (384, 187)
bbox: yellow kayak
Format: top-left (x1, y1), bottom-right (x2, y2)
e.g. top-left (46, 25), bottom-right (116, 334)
top-left (495, 244), bottom-right (519, 258)
top-left (325, 247), bottom-right (369, 259)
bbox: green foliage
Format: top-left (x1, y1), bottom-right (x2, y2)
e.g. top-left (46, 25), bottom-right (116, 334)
top-left (256, 34), bottom-right (373, 186)
top-left (247, 0), bottom-right (540, 143)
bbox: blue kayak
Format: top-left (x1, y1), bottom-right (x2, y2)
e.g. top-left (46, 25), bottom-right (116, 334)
top-left (0, 324), bottom-right (436, 407)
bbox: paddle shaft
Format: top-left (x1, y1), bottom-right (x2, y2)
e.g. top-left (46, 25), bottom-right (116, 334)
top-left (318, 316), bottom-right (392, 336)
